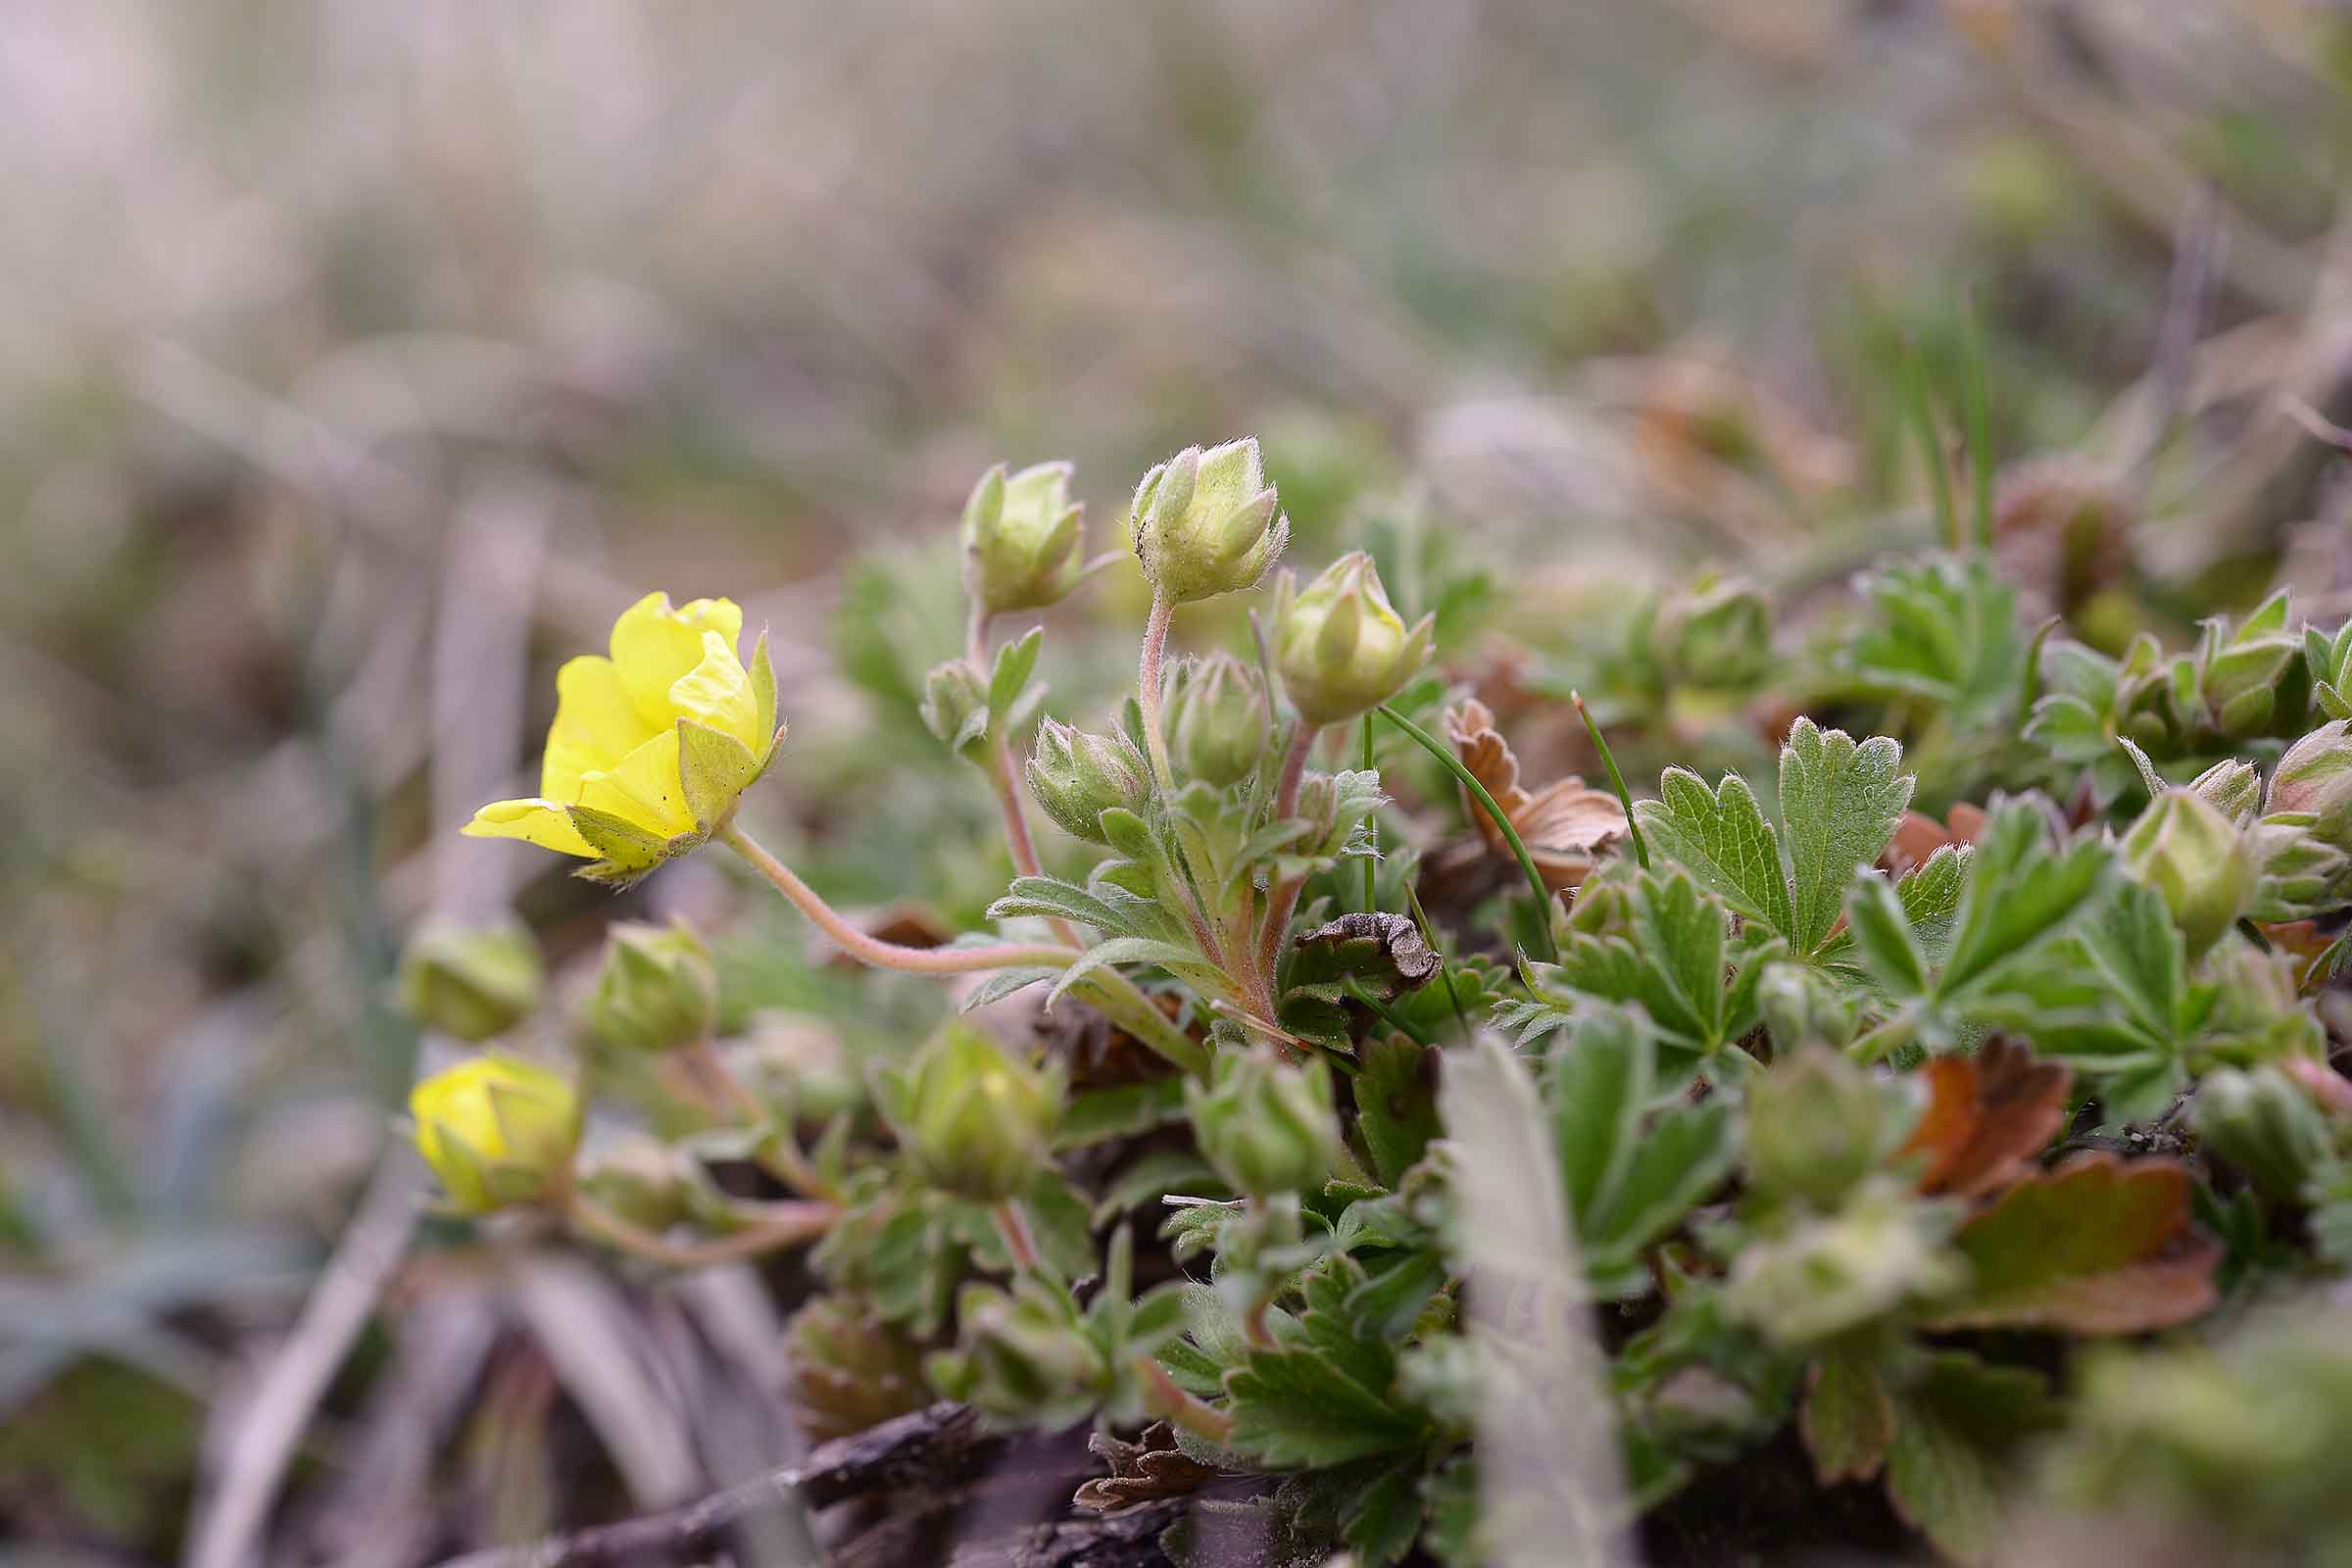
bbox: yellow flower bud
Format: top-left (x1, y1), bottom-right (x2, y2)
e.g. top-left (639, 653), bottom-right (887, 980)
top-left (408, 1054), bottom-right (581, 1213)
top-left (464, 593), bottom-right (783, 887)
top-left (1272, 552), bottom-right (1435, 727)
top-left (961, 461), bottom-right (1086, 615)
top-left (1129, 438), bottom-right (1289, 605)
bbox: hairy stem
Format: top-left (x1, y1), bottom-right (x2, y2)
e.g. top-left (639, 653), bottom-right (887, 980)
top-left (1252, 722), bottom-right (1321, 999)
top-left (688, 1039), bottom-right (833, 1201)
top-left (991, 1198), bottom-right (1043, 1275)
top-left (1136, 592), bottom-right (1178, 791)
top-left (1134, 1354), bottom-right (1235, 1446)
top-left (982, 741), bottom-right (1081, 948)
top-left (720, 823), bottom-right (1078, 974)
top-left (564, 1190), bottom-right (836, 1269)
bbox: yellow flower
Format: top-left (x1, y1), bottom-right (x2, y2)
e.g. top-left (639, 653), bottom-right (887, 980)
top-left (409, 1053), bottom-right (581, 1212)
top-left (464, 592), bottom-right (782, 885)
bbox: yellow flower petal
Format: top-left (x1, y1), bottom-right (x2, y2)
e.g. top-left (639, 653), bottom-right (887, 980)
top-left (463, 798), bottom-right (597, 858)
top-left (541, 655), bottom-right (660, 803)
top-left (577, 728), bottom-right (697, 839)
top-left (668, 629), bottom-right (766, 755)
top-left (610, 592), bottom-right (745, 730)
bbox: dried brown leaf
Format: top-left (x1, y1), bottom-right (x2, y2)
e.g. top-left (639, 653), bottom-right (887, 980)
top-left (1899, 1038), bottom-right (2072, 1199)
top-left (1442, 698), bottom-right (1627, 892)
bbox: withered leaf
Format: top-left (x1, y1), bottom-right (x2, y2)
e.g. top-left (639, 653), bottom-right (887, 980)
top-left (1881, 804), bottom-right (1986, 877)
top-left (1073, 1423), bottom-right (1221, 1512)
top-left (1898, 1037), bottom-right (2071, 1199)
top-left (1442, 699), bottom-right (1628, 893)
top-left (1922, 1152), bottom-right (2221, 1335)
top-left (1290, 912), bottom-right (1442, 1000)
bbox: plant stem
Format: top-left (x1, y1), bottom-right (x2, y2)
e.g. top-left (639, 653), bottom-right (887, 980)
top-left (720, 823), bottom-right (1079, 974)
top-left (1571, 691), bottom-right (1648, 870)
top-left (564, 1190), bottom-right (836, 1269)
top-left (982, 741), bottom-right (1081, 948)
top-left (1360, 713), bottom-right (1378, 911)
top-left (1253, 722), bottom-right (1321, 995)
top-left (1133, 1354), bottom-right (1234, 1446)
top-left (991, 1198), bottom-right (1044, 1275)
top-left (1137, 592), bottom-right (1179, 791)
top-left (688, 1039), bottom-right (833, 1200)
top-left (1064, 969), bottom-right (1210, 1077)
top-left (1376, 703), bottom-right (1559, 963)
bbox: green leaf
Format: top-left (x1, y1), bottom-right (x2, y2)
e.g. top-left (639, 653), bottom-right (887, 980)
top-left (1845, 871), bottom-right (1929, 1000)
top-left (1780, 719), bottom-right (1914, 955)
top-left (1342, 1457), bottom-right (1430, 1568)
top-left (1885, 1351), bottom-right (2058, 1568)
top-left (676, 719), bottom-right (762, 832)
top-left (1802, 1346), bottom-right (1892, 1484)
top-left (1538, 868), bottom-right (1743, 1061)
top-left (1936, 801), bottom-right (2112, 1001)
top-left (1345, 1250), bottom-right (1449, 1341)
top-left (1589, 1101), bottom-right (1737, 1268)
top-left (1636, 718), bottom-right (1910, 957)
top-left (1224, 1345), bottom-right (1429, 1467)
top-left (1046, 937), bottom-right (1202, 1007)
top-left (1839, 555), bottom-right (2026, 724)
top-left (1547, 1007), bottom-right (1652, 1231)
top-left (1054, 1079), bottom-right (1189, 1152)
top-left (987, 625), bottom-right (1044, 717)
top-left (1635, 766), bottom-right (1793, 941)
top-left (1355, 1034), bottom-right (1441, 1188)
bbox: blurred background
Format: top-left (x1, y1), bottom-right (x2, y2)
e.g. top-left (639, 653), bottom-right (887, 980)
top-left (3, 1), bottom-right (2349, 1562)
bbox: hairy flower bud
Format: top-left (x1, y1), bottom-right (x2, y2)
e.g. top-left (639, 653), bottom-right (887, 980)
top-left (585, 919), bottom-right (718, 1054)
top-left (879, 1024), bottom-right (1064, 1201)
top-left (2270, 721), bottom-right (2352, 853)
top-left (961, 461), bottom-right (1086, 615)
top-left (1129, 438), bottom-right (1290, 605)
top-left (408, 1054), bottom-right (581, 1213)
top-left (918, 658), bottom-right (991, 760)
top-left (785, 1293), bottom-right (931, 1442)
top-left (1027, 718), bottom-right (1152, 844)
top-left (1754, 960), bottom-right (1859, 1052)
top-left (2124, 787), bottom-right (2253, 961)
top-left (1163, 653), bottom-right (1272, 786)
top-left (1658, 575), bottom-right (1772, 691)
top-left (2194, 1066), bottom-right (2338, 1202)
top-left (396, 917), bottom-right (543, 1043)
top-left (576, 1134), bottom-right (691, 1231)
top-left (2188, 759), bottom-right (2262, 822)
top-left (1272, 552), bottom-right (1435, 728)
top-left (927, 1280), bottom-right (1105, 1428)
top-left (1184, 1047), bottom-right (1344, 1200)
top-left (1744, 1047), bottom-right (1908, 1212)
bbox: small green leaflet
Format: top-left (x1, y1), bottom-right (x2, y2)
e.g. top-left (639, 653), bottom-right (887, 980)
top-left (1636, 717), bottom-right (1912, 958)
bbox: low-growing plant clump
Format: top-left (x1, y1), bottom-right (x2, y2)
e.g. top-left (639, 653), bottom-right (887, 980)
top-left (403, 421), bottom-right (2352, 1568)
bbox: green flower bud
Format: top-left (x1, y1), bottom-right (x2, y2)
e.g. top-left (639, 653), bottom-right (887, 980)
top-left (1026, 718), bottom-right (1152, 844)
top-left (1744, 1047), bottom-right (1909, 1211)
top-left (1659, 575), bottom-right (1772, 691)
top-left (2270, 721), bottom-right (2352, 853)
top-left (784, 1293), bottom-right (931, 1442)
top-left (1723, 1178), bottom-right (1964, 1347)
top-left (1163, 652), bottom-right (1272, 786)
top-left (2194, 1066), bottom-right (2337, 1201)
top-left (918, 658), bottom-right (990, 760)
top-left (927, 1279), bottom-right (1105, 1429)
top-left (576, 1134), bottom-right (691, 1231)
top-left (960, 460), bottom-right (1086, 615)
top-left (1129, 438), bottom-right (1290, 605)
top-left (395, 917), bottom-right (543, 1043)
top-left (1754, 960), bottom-right (1860, 1051)
top-left (2188, 759), bottom-right (2262, 822)
top-left (1272, 552), bottom-right (1435, 728)
top-left (408, 1053), bottom-right (580, 1213)
top-left (878, 1024), bottom-right (1064, 1202)
top-left (2124, 788), bottom-right (2254, 960)
top-left (585, 919), bottom-right (717, 1054)
top-left (1184, 1047), bottom-right (1344, 1200)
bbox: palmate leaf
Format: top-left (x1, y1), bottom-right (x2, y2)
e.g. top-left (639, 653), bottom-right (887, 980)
top-left (1635, 718), bottom-right (1911, 958)
top-left (1839, 554), bottom-right (2028, 725)
top-left (1527, 867), bottom-right (1770, 1066)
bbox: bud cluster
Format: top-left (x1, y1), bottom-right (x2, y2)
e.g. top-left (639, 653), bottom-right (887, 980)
top-left (1272, 551), bottom-right (1434, 728)
top-left (877, 1025), bottom-right (1065, 1202)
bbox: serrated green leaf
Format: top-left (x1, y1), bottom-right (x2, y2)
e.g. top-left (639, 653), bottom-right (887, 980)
top-left (1885, 1351), bottom-right (2057, 1568)
top-left (987, 625), bottom-right (1043, 716)
top-left (1342, 1457), bottom-right (1429, 1568)
top-left (1224, 1345), bottom-right (1429, 1467)
top-left (1636, 766), bottom-right (1792, 939)
top-left (1356, 1033), bottom-right (1441, 1188)
top-left (1054, 1078), bottom-right (1189, 1152)
top-left (1845, 871), bottom-right (1929, 999)
top-left (1781, 719), bottom-right (1914, 955)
